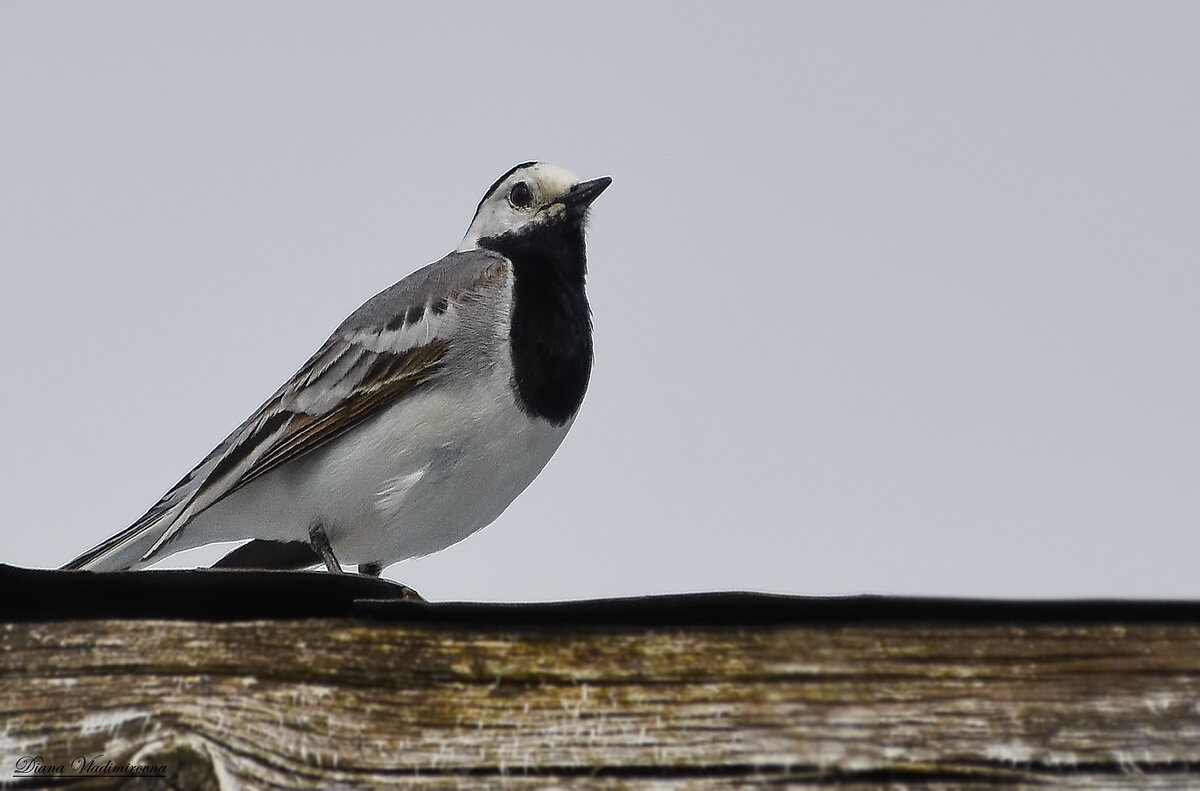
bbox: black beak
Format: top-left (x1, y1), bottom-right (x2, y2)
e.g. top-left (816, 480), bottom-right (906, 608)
top-left (559, 176), bottom-right (612, 209)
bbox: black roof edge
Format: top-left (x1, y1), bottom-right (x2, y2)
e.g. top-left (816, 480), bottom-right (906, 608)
top-left (5, 564), bottom-right (1200, 628)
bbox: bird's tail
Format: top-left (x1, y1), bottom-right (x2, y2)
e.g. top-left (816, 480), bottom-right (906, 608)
top-left (61, 500), bottom-right (187, 571)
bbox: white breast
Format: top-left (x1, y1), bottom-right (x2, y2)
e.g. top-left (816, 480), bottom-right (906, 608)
top-left (324, 380), bottom-right (572, 562)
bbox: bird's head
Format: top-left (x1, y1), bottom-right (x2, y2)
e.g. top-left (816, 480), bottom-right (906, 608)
top-left (459, 162), bottom-right (611, 252)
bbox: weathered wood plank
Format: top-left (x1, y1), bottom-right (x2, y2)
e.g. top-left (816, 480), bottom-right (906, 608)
top-left (5, 620), bottom-right (1200, 788)
top-left (3, 566), bottom-right (1200, 788)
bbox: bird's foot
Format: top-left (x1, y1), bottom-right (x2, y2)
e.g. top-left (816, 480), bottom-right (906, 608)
top-left (393, 583), bottom-right (425, 602)
top-left (355, 561), bottom-right (424, 601)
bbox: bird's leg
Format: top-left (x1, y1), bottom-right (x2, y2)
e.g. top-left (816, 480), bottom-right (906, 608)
top-left (357, 562), bottom-right (383, 577)
top-left (308, 523), bottom-right (343, 574)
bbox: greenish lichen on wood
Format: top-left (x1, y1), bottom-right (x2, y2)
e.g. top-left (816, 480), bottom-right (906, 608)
top-left (3, 617), bottom-right (1200, 789)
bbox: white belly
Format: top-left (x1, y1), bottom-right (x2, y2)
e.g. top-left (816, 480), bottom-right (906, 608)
top-left (179, 381), bottom-right (570, 565)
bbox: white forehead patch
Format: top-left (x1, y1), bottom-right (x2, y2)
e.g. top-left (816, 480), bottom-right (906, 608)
top-left (516, 163), bottom-right (581, 199)
top-left (458, 163), bottom-right (582, 251)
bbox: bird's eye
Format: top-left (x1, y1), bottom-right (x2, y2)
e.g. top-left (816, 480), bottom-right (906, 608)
top-left (509, 181), bottom-right (533, 209)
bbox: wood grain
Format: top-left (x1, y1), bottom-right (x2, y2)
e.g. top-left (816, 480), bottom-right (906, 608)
top-left (5, 615), bottom-right (1200, 789)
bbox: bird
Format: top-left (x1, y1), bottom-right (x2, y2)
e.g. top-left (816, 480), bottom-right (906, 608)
top-left (64, 162), bottom-right (610, 577)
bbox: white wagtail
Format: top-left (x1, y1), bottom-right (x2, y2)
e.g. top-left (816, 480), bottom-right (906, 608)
top-left (64, 162), bottom-right (610, 576)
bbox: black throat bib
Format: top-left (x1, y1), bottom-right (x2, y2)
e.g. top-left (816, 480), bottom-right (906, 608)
top-left (482, 220), bottom-right (593, 426)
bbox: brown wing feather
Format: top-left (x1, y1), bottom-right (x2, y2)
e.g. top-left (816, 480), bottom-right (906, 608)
top-left (232, 339), bottom-right (448, 491)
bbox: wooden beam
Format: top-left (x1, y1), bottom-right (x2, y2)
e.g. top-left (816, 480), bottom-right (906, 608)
top-left (3, 565), bottom-right (1199, 788)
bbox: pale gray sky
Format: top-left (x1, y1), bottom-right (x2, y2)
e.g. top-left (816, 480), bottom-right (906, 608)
top-left (3, 2), bottom-right (1198, 600)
